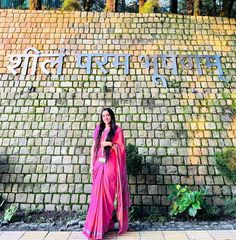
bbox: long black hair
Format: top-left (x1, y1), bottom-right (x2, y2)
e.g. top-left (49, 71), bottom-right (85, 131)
top-left (94, 108), bottom-right (117, 160)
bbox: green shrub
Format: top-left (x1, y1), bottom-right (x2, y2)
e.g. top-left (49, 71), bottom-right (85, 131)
top-left (215, 147), bottom-right (236, 183)
top-left (129, 206), bottom-right (141, 221)
top-left (168, 184), bottom-right (207, 217)
top-left (3, 204), bottom-right (18, 222)
top-left (223, 197), bottom-right (236, 217)
top-left (140, 0), bottom-right (159, 13)
top-left (143, 208), bottom-right (162, 222)
top-left (126, 143), bottom-right (142, 176)
top-left (61, 0), bottom-right (82, 11)
top-left (202, 203), bottom-right (221, 218)
top-left (129, 206), bottom-right (167, 223)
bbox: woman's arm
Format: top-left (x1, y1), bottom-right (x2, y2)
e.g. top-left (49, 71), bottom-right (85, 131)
top-left (90, 141), bottom-right (95, 175)
top-left (101, 141), bottom-right (113, 148)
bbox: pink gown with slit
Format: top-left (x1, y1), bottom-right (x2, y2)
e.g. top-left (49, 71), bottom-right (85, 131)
top-left (82, 125), bottom-right (131, 240)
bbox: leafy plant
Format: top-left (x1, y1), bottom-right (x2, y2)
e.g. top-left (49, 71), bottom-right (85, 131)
top-left (220, 92), bottom-right (236, 116)
top-left (129, 206), bottom-right (141, 221)
top-left (143, 208), bottom-right (163, 222)
top-left (126, 143), bottom-right (142, 176)
top-left (3, 204), bottom-right (18, 222)
top-left (168, 184), bottom-right (207, 217)
top-left (61, 0), bottom-right (82, 11)
top-left (215, 147), bottom-right (236, 183)
top-left (202, 203), bottom-right (221, 218)
top-left (222, 197), bottom-right (236, 217)
top-left (77, 209), bottom-right (87, 221)
top-left (158, 215), bottom-right (167, 224)
top-left (140, 0), bottom-right (159, 13)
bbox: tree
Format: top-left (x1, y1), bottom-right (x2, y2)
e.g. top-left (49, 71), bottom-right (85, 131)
top-left (91, 0), bottom-right (105, 11)
top-left (121, 0), bottom-right (126, 11)
top-left (200, 0), bottom-right (217, 16)
top-left (62, 0), bottom-right (82, 11)
top-left (82, 0), bottom-right (94, 11)
top-left (212, 0), bottom-right (216, 16)
top-left (106, 0), bottom-right (116, 12)
top-left (140, 0), bottom-right (159, 13)
top-left (29, 0), bottom-right (41, 10)
top-left (187, 0), bottom-right (193, 15)
top-left (220, 0), bottom-right (235, 17)
top-left (193, 0), bottom-right (201, 16)
top-left (126, 0), bottom-right (138, 12)
top-left (139, 0), bottom-right (145, 13)
top-left (170, 0), bottom-right (178, 13)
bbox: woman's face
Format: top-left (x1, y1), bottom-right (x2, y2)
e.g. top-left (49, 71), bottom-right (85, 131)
top-left (102, 110), bottom-right (111, 125)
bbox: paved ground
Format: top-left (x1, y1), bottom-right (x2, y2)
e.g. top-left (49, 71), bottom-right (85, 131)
top-left (0, 230), bottom-right (236, 240)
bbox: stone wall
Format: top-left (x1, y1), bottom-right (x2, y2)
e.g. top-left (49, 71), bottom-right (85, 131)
top-left (0, 10), bottom-right (235, 213)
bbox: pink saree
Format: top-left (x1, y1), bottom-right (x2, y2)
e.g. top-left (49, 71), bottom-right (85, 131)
top-left (83, 125), bottom-right (131, 239)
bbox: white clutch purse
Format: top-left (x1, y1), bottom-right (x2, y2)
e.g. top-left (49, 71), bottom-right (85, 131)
top-left (99, 147), bottom-right (106, 163)
top-left (98, 157), bottom-right (106, 163)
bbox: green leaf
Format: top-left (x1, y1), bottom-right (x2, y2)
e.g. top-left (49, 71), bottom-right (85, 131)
top-left (3, 204), bottom-right (18, 222)
top-left (170, 209), bottom-right (176, 216)
top-left (188, 207), bottom-right (197, 217)
top-left (192, 201), bottom-right (201, 209)
top-left (172, 202), bottom-right (178, 211)
top-left (194, 191), bottom-right (200, 199)
top-left (189, 192), bottom-right (195, 202)
top-left (179, 205), bottom-right (187, 213)
top-left (180, 187), bottom-right (188, 193)
top-left (176, 184), bottom-right (181, 190)
top-left (183, 192), bottom-right (191, 201)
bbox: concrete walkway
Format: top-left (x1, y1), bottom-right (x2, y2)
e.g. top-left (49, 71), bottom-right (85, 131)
top-left (0, 230), bottom-right (236, 240)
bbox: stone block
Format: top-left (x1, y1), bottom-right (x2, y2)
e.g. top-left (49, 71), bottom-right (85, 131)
top-left (136, 175), bottom-right (145, 184)
top-left (128, 175), bottom-right (137, 184)
top-left (84, 184), bottom-right (92, 193)
top-left (222, 186), bottom-right (232, 195)
top-left (58, 184), bottom-right (68, 193)
top-left (79, 194), bottom-right (87, 204)
top-left (35, 194), bottom-right (44, 203)
top-left (130, 185), bottom-right (137, 194)
top-left (194, 176), bottom-right (205, 185)
top-left (60, 194), bottom-right (71, 204)
top-left (178, 166), bottom-right (187, 175)
top-left (164, 176), bottom-right (172, 184)
top-left (146, 175), bottom-right (156, 184)
top-left (136, 182), bottom-right (147, 194)
top-left (205, 176), bottom-right (214, 185)
top-left (181, 176), bottom-right (194, 185)
top-left (142, 196), bottom-right (153, 205)
top-left (214, 176), bottom-right (224, 185)
top-left (166, 166), bottom-right (178, 174)
top-left (133, 195), bottom-right (141, 205)
top-left (148, 185), bottom-right (158, 194)
top-left (47, 174), bottom-right (58, 183)
top-left (213, 186), bottom-right (222, 195)
top-left (231, 186), bottom-right (236, 195)
top-left (161, 196), bottom-right (171, 206)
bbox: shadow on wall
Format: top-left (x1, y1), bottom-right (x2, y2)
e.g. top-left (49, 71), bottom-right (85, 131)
top-left (0, 154), bottom-right (9, 176)
top-left (0, 154), bottom-right (9, 202)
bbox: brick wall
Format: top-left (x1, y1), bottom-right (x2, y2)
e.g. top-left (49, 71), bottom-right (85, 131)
top-left (0, 10), bottom-right (235, 213)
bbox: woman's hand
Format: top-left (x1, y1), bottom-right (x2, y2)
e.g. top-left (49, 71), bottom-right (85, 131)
top-left (101, 141), bottom-right (112, 147)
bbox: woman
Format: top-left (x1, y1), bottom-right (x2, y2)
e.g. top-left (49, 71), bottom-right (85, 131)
top-left (82, 108), bottom-right (131, 240)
